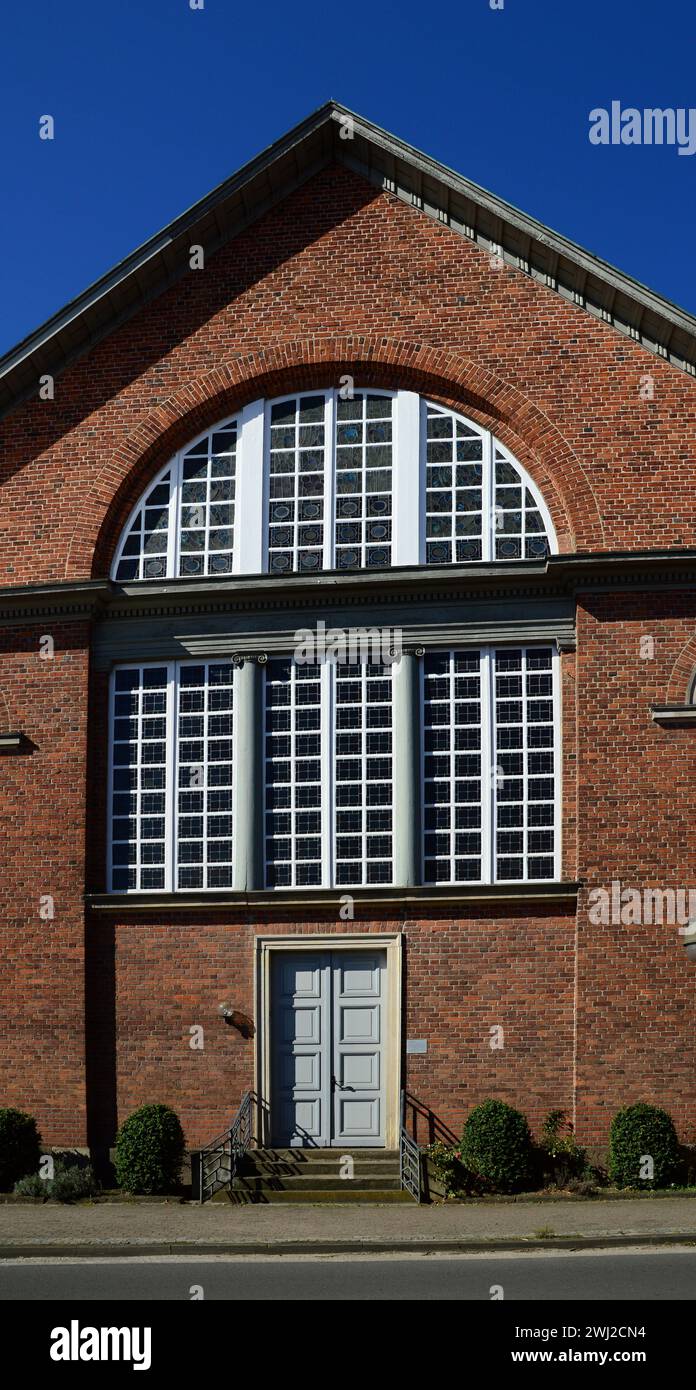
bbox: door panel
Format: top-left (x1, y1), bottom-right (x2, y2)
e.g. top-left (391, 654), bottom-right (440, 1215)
top-left (332, 953), bottom-right (385, 1146)
top-left (271, 954), bottom-right (330, 1146)
top-left (270, 949), bottom-right (386, 1147)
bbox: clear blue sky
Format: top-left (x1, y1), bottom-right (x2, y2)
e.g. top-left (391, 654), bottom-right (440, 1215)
top-left (1, 0), bottom-right (695, 356)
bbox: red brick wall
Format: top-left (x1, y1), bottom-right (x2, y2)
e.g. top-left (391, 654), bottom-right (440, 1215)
top-left (0, 163), bottom-right (696, 587)
top-left (574, 593), bottom-right (696, 1142)
top-left (85, 910), bottom-right (575, 1153)
top-left (1, 160), bottom-right (695, 1157)
top-left (0, 622), bottom-right (90, 1143)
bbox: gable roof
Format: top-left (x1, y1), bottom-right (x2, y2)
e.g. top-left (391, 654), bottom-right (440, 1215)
top-left (2, 99), bottom-right (696, 418)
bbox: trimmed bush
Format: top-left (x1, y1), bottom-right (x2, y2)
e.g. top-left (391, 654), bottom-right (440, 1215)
top-left (460, 1099), bottom-right (532, 1193)
top-left (114, 1104), bottom-right (185, 1194)
top-left (608, 1103), bottom-right (679, 1189)
top-left (0, 1109), bottom-right (41, 1191)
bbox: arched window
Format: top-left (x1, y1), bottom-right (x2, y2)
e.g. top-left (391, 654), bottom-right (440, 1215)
top-left (112, 419), bottom-right (238, 581)
top-left (110, 393), bottom-right (555, 580)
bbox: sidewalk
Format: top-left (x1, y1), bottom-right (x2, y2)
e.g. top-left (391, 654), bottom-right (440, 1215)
top-left (2, 1196), bottom-right (696, 1257)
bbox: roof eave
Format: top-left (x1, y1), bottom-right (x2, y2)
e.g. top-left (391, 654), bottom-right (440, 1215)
top-left (1, 100), bottom-right (696, 419)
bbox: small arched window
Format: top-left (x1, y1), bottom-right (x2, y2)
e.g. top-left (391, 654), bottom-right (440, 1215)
top-left (110, 393), bottom-right (556, 580)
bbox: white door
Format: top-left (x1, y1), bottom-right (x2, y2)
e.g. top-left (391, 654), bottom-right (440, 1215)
top-left (271, 950), bottom-right (386, 1147)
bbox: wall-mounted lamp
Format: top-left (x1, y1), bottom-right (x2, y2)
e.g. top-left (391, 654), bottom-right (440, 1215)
top-left (218, 1003), bottom-right (255, 1038)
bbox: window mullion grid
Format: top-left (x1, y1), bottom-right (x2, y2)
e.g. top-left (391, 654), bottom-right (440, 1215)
top-left (361, 662), bottom-right (368, 884)
top-left (360, 399), bottom-right (367, 569)
top-left (448, 654), bottom-right (456, 881)
top-left (169, 455), bottom-right (182, 579)
top-left (322, 663), bottom-right (333, 888)
top-left (552, 647), bottom-right (562, 881)
top-left (481, 647), bottom-right (494, 885)
top-left (418, 397), bottom-right (426, 564)
top-left (134, 675), bottom-right (144, 889)
top-left (292, 410), bottom-right (300, 572)
top-left (521, 647), bottom-right (530, 882)
top-left (167, 662), bottom-right (178, 893)
top-left (261, 401), bottom-right (271, 574)
top-left (290, 665), bottom-right (298, 887)
top-left (201, 664), bottom-right (210, 890)
top-left (325, 391), bottom-right (336, 571)
top-left (418, 656), bottom-right (425, 882)
top-left (483, 430), bottom-right (494, 564)
top-left (107, 675), bottom-right (116, 892)
top-left (202, 451), bottom-right (212, 579)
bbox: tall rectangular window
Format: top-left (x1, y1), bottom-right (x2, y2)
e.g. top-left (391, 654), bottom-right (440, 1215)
top-left (493, 647), bottom-right (556, 880)
top-left (422, 651), bottom-right (484, 884)
top-left (110, 665), bottom-right (170, 891)
top-left (264, 658), bottom-right (394, 889)
top-left (335, 661), bottom-right (393, 885)
top-left (109, 660), bottom-right (234, 892)
top-left (176, 662), bottom-right (235, 889)
top-left (422, 646), bottom-right (558, 884)
top-left (264, 660), bottom-right (323, 888)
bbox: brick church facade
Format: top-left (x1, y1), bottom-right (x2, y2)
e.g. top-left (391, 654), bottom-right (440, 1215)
top-left (0, 104), bottom-right (694, 1164)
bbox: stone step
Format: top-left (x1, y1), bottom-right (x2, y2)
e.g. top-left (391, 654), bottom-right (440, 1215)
top-left (214, 1186), bottom-right (414, 1205)
top-left (232, 1173), bottom-right (402, 1193)
top-left (251, 1149), bottom-right (400, 1162)
top-left (240, 1156), bottom-right (400, 1177)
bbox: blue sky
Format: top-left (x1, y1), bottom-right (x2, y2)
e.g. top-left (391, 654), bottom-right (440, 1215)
top-left (1, 0), bottom-right (694, 355)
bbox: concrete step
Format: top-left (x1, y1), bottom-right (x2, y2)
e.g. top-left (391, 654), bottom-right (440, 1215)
top-left (251, 1149), bottom-right (400, 1162)
top-left (213, 1186), bottom-right (414, 1205)
top-left (232, 1174), bottom-right (402, 1193)
top-left (240, 1157), bottom-right (400, 1177)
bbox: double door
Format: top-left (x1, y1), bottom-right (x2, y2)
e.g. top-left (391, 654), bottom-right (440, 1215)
top-left (270, 950), bottom-right (386, 1147)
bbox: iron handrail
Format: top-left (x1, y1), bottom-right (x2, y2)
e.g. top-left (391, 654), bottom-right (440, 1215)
top-left (399, 1088), bottom-right (422, 1202)
top-left (198, 1091), bottom-right (254, 1203)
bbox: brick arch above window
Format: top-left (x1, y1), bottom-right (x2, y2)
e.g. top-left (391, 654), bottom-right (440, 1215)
top-left (665, 633), bottom-right (696, 704)
top-left (74, 336), bottom-right (603, 580)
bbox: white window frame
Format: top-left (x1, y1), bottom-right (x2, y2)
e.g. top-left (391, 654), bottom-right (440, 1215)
top-left (111, 394), bottom-right (557, 580)
top-left (111, 418), bottom-right (241, 582)
top-left (108, 658), bottom-right (237, 893)
top-left (263, 659), bottom-right (396, 891)
top-left (420, 644), bottom-right (561, 886)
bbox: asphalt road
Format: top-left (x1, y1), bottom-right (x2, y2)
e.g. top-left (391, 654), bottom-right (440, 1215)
top-left (0, 1249), bottom-right (694, 1300)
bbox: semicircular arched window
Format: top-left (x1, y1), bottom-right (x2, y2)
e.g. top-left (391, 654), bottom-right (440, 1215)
top-left (110, 392), bottom-right (556, 581)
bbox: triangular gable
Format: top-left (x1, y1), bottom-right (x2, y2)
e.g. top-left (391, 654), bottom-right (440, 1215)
top-left (2, 100), bottom-right (695, 418)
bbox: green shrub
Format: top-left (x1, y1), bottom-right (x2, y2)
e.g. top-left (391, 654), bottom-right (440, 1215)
top-left (114, 1104), bottom-right (185, 1194)
top-left (13, 1172), bottom-right (46, 1198)
top-left (460, 1098), bottom-right (532, 1193)
top-left (0, 1109), bottom-right (42, 1191)
top-left (14, 1157), bottom-right (98, 1202)
top-left (426, 1141), bottom-right (465, 1197)
top-left (608, 1103), bottom-right (679, 1189)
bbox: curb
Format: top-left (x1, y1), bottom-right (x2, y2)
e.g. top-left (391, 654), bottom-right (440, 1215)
top-left (1, 1233), bottom-right (695, 1259)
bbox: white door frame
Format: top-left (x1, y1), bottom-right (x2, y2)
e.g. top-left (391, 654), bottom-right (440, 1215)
top-left (255, 933), bottom-right (403, 1149)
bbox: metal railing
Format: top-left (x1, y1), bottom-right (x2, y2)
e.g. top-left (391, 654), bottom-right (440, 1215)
top-left (399, 1089), bottom-right (423, 1202)
top-left (198, 1091), bottom-right (254, 1204)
